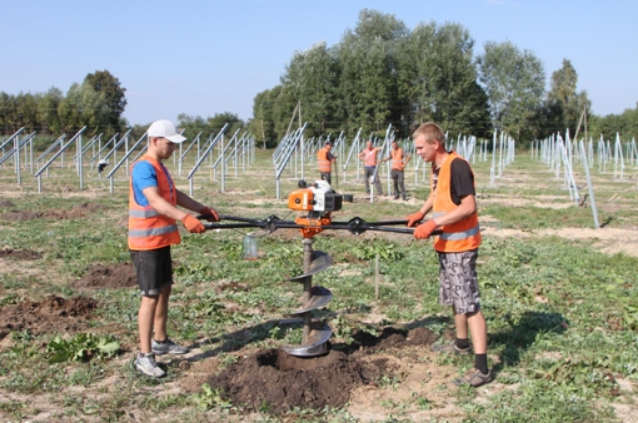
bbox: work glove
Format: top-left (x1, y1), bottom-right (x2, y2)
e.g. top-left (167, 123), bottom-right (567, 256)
top-left (199, 206), bottom-right (220, 222)
top-left (413, 220), bottom-right (438, 239)
top-left (406, 211), bottom-right (425, 227)
top-left (181, 214), bottom-right (206, 234)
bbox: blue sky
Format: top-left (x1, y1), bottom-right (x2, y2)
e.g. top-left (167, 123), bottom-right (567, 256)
top-left (1, 0), bottom-right (636, 126)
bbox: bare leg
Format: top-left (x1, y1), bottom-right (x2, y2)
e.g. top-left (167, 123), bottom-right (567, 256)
top-left (139, 295), bottom-right (159, 353)
top-left (453, 306), bottom-right (468, 339)
top-left (467, 310), bottom-right (487, 354)
top-left (153, 285), bottom-right (171, 341)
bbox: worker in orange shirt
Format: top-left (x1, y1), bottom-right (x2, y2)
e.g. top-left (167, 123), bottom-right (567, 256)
top-left (317, 140), bottom-right (337, 185)
top-left (381, 139), bottom-right (411, 200)
top-left (357, 140), bottom-right (384, 196)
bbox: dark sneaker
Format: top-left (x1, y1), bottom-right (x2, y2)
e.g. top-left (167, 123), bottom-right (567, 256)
top-left (152, 338), bottom-right (190, 355)
top-left (453, 368), bottom-right (494, 387)
top-left (431, 342), bottom-right (472, 355)
top-left (134, 353), bottom-right (166, 378)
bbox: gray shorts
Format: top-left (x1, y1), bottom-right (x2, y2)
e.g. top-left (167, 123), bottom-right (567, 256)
top-left (437, 249), bottom-right (480, 315)
top-left (130, 246), bottom-right (173, 296)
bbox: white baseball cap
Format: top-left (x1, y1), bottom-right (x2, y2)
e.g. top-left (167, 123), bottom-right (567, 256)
top-left (147, 119), bottom-right (186, 143)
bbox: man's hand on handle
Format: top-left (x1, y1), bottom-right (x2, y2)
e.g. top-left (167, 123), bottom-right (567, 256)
top-left (406, 211), bottom-right (425, 227)
top-left (413, 220), bottom-right (438, 239)
top-left (199, 206), bottom-right (220, 222)
top-left (181, 214), bottom-right (206, 233)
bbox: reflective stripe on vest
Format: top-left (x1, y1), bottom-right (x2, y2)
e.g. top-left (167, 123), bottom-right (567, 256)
top-left (129, 209), bottom-right (160, 218)
top-left (128, 156), bottom-right (181, 250)
top-left (391, 148), bottom-right (405, 171)
top-left (431, 151), bottom-right (481, 252)
top-left (364, 149), bottom-right (377, 166)
top-left (317, 147), bottom-right (331, 172)
top-left (437, 225), bottom-right (480, 241)
top-left (129, 224), bottom-right (179, 238)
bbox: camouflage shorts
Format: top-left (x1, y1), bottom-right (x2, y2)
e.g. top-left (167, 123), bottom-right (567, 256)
top-left (437, 249), bottom-right (481, 315)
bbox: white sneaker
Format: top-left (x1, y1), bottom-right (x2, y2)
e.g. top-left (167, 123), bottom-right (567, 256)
top-left (151, 338), bottom-right (190, 355)
top-left (134, 353), bottom-right (166, 378)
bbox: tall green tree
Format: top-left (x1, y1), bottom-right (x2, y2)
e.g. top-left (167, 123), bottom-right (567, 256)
top-left (57, 82), bottom-right (109, 134)
top-left (84, 70), bottom-right (127, 133)
top-left (478, 41), bottom-right (545, 140)
top-left (335, 9), bottom-right (406, 135)
top-left (398, 22), bottom-right (491, 138)
top-left (282, 42), bottom-right (340, 136)
top-left (37, 87), bottom-right (63, 134)
top-left (250, 87), bottom-right (279, 147)
top-left (546, 59), bottom-right (591, 136)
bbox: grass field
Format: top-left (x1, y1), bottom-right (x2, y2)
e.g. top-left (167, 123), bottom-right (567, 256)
top-left (0, 145), bottom-right (636, 422)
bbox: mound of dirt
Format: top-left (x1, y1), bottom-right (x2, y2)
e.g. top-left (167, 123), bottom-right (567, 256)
top-left (0, 248), bottom-right (43, 260)
top-left (208, 349), bottom-right (379, 414)
top-left (0, 200), bottom-right (15, 208)
top-left (0, 295), bottom-right (97, 339)
top-left (72, 263), bottom-right (136, 290)
top-left (1, 202), bottom-right (102, 221)
top-left (207, 327), bottom-right (438, 414)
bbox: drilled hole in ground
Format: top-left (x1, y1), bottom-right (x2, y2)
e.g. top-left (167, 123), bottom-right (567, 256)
top-left (257, 348), bottom-right (343, 371)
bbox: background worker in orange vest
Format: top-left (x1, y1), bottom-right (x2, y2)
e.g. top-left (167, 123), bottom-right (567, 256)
top-left (129, 119), bottom-right (219, 378)
top-left (381, 140), bottom-right (411, 200)
top-left (358, 140), bottom-right (384, 196)
top-left (317, 140), bottom-right (336, 185)
top-left (406, 122), bottom-right (492, 388)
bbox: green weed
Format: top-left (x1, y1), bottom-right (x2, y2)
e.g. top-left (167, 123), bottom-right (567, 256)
top-left (47, 333), bottom-right (120, 363)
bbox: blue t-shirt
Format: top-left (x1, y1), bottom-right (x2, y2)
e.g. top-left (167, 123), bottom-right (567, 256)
top-left (131, 161), bottom-right (173, 207)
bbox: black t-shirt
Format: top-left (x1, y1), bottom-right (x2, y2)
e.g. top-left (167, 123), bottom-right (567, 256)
top-left (432, 158), bottom-right (475, 205)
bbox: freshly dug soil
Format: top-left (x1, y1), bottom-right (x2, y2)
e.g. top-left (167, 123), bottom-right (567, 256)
top-left (207, 327), bottom-right (438, 414)
top-left (0, 295), bottom-right (97, 339)
top-left (208, 349), bottom-right (378, 413)
top-left (1, 202), bottom-right (102, 221)
top-left (0, 248), bottom-right (43, 260)
top-left (72, 263), bottom-right (136, 290)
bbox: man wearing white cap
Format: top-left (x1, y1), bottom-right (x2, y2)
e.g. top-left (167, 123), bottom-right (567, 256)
top-left (129, 119), bottom-right (219, 378)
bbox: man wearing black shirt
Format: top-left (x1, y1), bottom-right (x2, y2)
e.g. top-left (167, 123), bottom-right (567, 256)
top-left (406, 122), bottom-right (491, 388)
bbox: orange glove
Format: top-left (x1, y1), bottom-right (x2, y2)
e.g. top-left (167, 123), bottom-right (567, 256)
top-left (413, 220), bottom-right (438, 239)
top-left (199, 206), bottom-right (219, 222)
top-left (406, 211), bottom-right (425, 227)
top-left (181, 214), bottom-right (205, 234)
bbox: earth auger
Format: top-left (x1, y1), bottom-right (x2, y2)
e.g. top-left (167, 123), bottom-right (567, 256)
top-left (200, 179), bottom-right (439, 357)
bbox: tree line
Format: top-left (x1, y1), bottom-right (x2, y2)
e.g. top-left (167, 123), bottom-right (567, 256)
top-left (0, 70), bottom-right (127, 137)
top-left (248, 9), bottom-right (637, 146)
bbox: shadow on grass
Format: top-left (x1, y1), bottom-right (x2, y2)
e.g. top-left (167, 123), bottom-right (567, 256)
top-left (185, 319), bottom-right (293, 363)
top-left (489, 310), bottom-right (567, 374)
top-left (186, 314), bottom-right (454, 363)
top-left (599, 216), bottom-right (613, 228)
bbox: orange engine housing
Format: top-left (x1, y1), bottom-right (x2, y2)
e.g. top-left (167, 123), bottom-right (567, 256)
top-left (288, 188), bottom-right (315, 212)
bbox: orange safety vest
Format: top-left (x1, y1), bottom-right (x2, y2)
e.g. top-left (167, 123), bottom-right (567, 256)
top-left (128, 156), bottom-right (181, 251)
top-left (391, 148), bottom-right (405, 171)
top-left (431, 151), bottom-right (481, 253)
top-left (363, 148), bottom-right (378, 166)
top-left (317, 147), bottom-right (331, 172)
